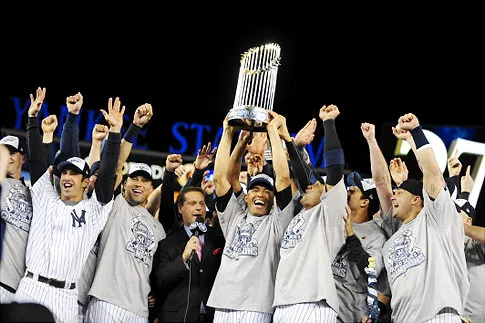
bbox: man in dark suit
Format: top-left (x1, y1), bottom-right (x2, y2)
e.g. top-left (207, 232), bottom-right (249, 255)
top-left (151, 186), bottom-right (225, 323)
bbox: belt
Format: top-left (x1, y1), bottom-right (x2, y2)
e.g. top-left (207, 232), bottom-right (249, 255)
top-left (26, 271), bottom-right (76, 290)
top-left (0, 282), bottom-right (16, 293)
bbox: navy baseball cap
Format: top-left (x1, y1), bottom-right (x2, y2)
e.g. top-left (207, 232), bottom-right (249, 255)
top-left (247, 173), bottom-right (275, 192)
top-left (0, 135), bottom-right (25, 154)
top-left (57, 157), bottom-right (90, 177)
top-left (89, 160), bottom-right (101, 177)
top-left (398, 179), bottom-right (423, 199)
top-left (346, 171), bottom-right (380, 214)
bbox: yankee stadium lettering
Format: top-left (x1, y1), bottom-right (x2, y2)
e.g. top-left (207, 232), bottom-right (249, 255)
top-left (71, 209), bottom-right (87, 228)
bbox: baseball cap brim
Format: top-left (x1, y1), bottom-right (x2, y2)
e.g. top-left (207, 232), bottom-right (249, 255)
top-left (57, 158), bottom-right (90, 177)
top-left (4, 144), bottom-right (23, 154)
top-left (346, 171), bottom-right (380, 214)
top-left (129, 170), bottom-right (152, 180)
top-left (247, 173), bottom-right (275, 191)
top-left (89, 161), bottom-right (101, 177)
top-left (398, 179), bottom-right (423, 199)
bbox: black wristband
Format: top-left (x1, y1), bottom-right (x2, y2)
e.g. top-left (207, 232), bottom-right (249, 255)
top-left (460, 201), bottom-right (476, 219)
top-left (458, 191), bottom-right (470, 200)
top-left (123, 123), bottom-right (142, 143)
top-left (410, 126), bottom-right (429, 150)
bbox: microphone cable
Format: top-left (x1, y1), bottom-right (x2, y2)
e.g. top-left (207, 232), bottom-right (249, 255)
top-left (183, 258), bottom-right (193, 323)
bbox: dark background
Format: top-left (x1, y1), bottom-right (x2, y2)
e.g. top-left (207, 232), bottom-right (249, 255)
top-left (2, 13), bottom-right (484, 222)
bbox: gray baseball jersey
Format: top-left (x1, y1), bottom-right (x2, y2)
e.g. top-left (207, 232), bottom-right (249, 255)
top-left (273, 178), bottom-right (347, 312)
top-left (332, 219), bottom-right (387, 322)
top-left (463, 236), bottom-right (485, 322)
top-left (25, 170), bottom-right (114, 282)
top-left (382, 188), bottom-right (469, 323)
top-left (88, 194), bottom-right (165, 318)
top-left (77, 235), bottom-right (100, 306)
top-left (207, 190), bottom-right (295, 314)
top-left (0, 178), bottom-right (32, 292)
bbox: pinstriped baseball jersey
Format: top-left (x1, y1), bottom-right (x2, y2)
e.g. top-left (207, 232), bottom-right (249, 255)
top-left (273, 178), bottom-right (347, 312)
top-left (88, 194), bottom-right (165, 318)
top-left (0, 178), bottom-right (32, 290)
top-left (26, 170), bottom-right (114, 283)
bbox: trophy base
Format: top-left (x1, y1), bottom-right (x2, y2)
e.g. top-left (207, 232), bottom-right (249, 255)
top-left (227, 106), bottom-right (269, 132)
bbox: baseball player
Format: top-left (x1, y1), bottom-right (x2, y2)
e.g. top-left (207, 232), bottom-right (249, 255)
top-left (80, 103), bottom-right (154, 322)
top-left (272, 105), bottom-right (347, 323)
top-left (378, 113), bottom-right (469, 322)
top-left (86, 163), bottom-right (165, 323)
top-left (12, 96), bottom-right (124, 323)
top-left (332, 171), bottom-right (387, 323)
top-left (0, 87), bottom-right (59, 304)
top-left (0, 135), bottom-right (32, 303)
top-left (207, 111), bottom-right (295, 323)
top-left (330, 121), bottom-right (391, 323)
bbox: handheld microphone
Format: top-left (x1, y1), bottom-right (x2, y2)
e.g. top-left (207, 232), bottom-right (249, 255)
top-left (189, 216), bottom-right (207, 261)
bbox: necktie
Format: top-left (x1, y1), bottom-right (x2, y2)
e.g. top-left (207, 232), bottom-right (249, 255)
top-left (196, 240), bottom-right (203, 261)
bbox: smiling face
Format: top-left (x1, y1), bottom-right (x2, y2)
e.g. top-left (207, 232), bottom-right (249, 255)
top-left (60, 168), bottom-right (89, 202)
top-left (245, 184), bottom-right (275, 217)
top-left (391, 188), bottom-right (423, 222)
top-left (124, 175), bottom-right (153, 207)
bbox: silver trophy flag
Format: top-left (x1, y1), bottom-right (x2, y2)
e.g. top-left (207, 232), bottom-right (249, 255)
top-left (228, 43), bottom-right (281, 130)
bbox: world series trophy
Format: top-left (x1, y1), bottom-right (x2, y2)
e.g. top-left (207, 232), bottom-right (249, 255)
top-left (228, 43), bottom-right (281, 131)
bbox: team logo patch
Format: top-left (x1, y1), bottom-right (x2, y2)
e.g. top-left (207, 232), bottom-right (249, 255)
top-left (126, 217), bottom-right (156, 265)
top-left (1, 185), bottom-right (32, 232)
top-left (71, 209), bottom-right (86, 228)
top-left (331, 248), bottom-right (350, 278)
top-left (387, 230), bottom-right (425, 284)
top-left (224, 221), bottom-right (259, 260)
top-left (281, 214), bottom-right (306, 249)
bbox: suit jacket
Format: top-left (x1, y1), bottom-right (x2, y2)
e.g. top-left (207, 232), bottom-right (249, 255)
top-left (152, 226), bottom-right (224, 322)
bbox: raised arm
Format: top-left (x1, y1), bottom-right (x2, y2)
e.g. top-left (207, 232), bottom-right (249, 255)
top-left (95, 97), bottom-right (124, 204)
top-left (158, 154), bottom-right (183, 233)
top-left (61, 92), bottom-right (83, 158)
top-left (213, 115), bottom-right (237, 197)
top-left (185, 142), bottom-right (217, 189)
top-left (41, 114), bottom-right (58, 168)
top-left (319, 104), bottom-right (345, 191)
top-left (389, 157), bottom-right (408, 187)
top-left (86, 124), bottom-right (109, 167)
top-left (391, 124), bottom-right (422, 174)
top-left (228, 131), bottom-right (252, 192)
top-left (445, 150), bottom-right (462, 195)
top-left (396, 113), bottom-right (443, 199)
top-left (361, 122), bottom-right (393, 214)
top-left (266, 111), bottom-right (291, 193)
top-left (26, 87), bottom-right (48, 184)
top-left (115, 103), bottom-right (153, 190)
top-left (286, 117), bottom-right (320, 193)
